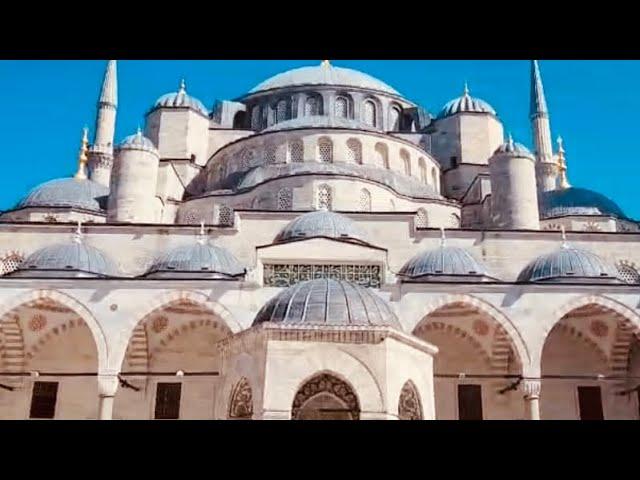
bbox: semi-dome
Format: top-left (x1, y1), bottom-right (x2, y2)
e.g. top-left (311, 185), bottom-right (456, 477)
top-left (539, 187), bottom-right (626, 220)
top-left (399, 234), bottom-right (494, 282)
top-left (275, 210), bottom-right (367, 244)
top-left (118, 129), bottom-right (158, 154)
top-left (437, 84), bottom-right (496, 119)
top-left (145, 234), bottom-right (245, 279)
top-left (17, 177), bottom-right (108, 212)
top-left (517, 242), bottom-right (620, 283)
top-left (9, 236), bottom-right (115, 278)
top-left (153, 80), bottom-right (208, 116)
top-left (249, 61), bottom-right (401, 96)
top-left (253, 278), bottom-right (400, 328)
top-left (493, 136), bottom-right (534, 158)
top-left (262, 115), bottom-right (378, 133)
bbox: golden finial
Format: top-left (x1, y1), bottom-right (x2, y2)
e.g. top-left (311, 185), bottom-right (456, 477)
top-left (74, 127), bottom-right (89, 180)
top-left (557, 136), bottom-right (571, 189)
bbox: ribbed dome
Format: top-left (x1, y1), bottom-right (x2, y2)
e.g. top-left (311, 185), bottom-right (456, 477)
top-left (154, 80), bottom-right (208, 116)
top-left (263, 115), bottom-right (377, 133)
top-left (250, 61), bottom-right (400, 96)
top-left (276, 210), bottom-right (366, 244)
top-left (17, 178), bottom-right (108, 212)
top-left (539, 187), bottom-right (626, 220)
top-left (145, 239), bottom-right (245, 279)
top-left (118, 130), bottom-right (158, 154)
top-left (438, 85), bottom-right (496, 119)
top-left (9, 239), bottom-right (115, 278)
top-left (494, 137), bottom-right (534, 159)
top-left (517, 244), bottom-right (620, 283)
top-left (253, 279), bottom-right (400, 328)
top-left (399, 244), bottom-right (492, 282)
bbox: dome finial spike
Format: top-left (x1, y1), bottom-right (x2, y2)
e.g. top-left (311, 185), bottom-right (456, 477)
top-left (463, 81), bottom-right (470, 96)
top-left (179, 78), bottom-right (186, 94)
top-left (73, 220), bottom-right (83, 244)
top-left (74, 127), bottom-right (89, 180)
top-left (321, 60), bottom-right (331, 67)
top-left (507, 132), bottom-right (514, 148)
top-left (557, 135), bottom-right (565, 154)
top-left (197, 220), bottom-right (207, 246)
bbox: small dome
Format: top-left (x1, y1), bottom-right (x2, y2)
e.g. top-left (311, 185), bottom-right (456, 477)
top-left (262, 115), bottom-right (378, 133)
top-left (9, 238), bottom-right (115, 278)
top-left (118, 129), bottom-right (158, 154)
top-left (399, 241), bottom-right (493, 282)
top-left (249, 61), bottom-right (401, 96)
top-left (276, 210), bottom-right (366, 244)
top-left (539, 187), bottom-right (626, 220)
top-left (145, 238), bottom-right (245, 279)
top-left (17, 178), bottom-right (108, 212)
top-left (517, 243), bottom-right (620, 283)
top-left (438, 84), bottom-right (496, 119)
top-left (493, 136), bottom-right (534, 159)
top-left (154, 80), bottom-right (208, 116)
top-left (253, 278), bottom-right (400, 328)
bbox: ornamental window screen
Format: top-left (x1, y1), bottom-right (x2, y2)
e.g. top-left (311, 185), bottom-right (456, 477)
top-left (218, 205), bottom-right (234, 226)
top-left (363, 100), bottom-right (376, 127)
top-left (359, 189), bottom-right (372, 212)
top-left (305, 96), bottom-right (320, 116)
top-left (318, 138), bottom-right (333, 163)
top-left (228, 377), bottom-right (253, 419)
top-left (398, 381), bottom-right (423, 420)
top-left (276, 100), bottom-right (288, 123)
top-left (277, 188), bottom-right (293, 210)
top-left (401, 150), bottom-right (411, 176)
top-left (415, 209), bottom-right (428, 228)
top-left (375, 143), bottom-right (389, 169)
top-left (346, 139), bottom-right (362, 164)
top-left (251, 106), bottom-right (261, 130)
top-left (419, 158), bottom-right (427, 184)
top-left (317, 185), bottom-right (332, 210)
top-left (264, 264), bottom-right (382, 288)
top-left (431, 168), bottom-right (439, 190)
top-left (335, 97), bottom-right (348, 118)
top-left (389, 106), bottom-right (401, 131)
top-left (0, 253), bottom-right (24, 275)
top-left (264, 144), bottom-right (277, 164)
top-left (617, 262), bottom-right (640, 284)
top-left (289, 140), bottom-right (303, 163)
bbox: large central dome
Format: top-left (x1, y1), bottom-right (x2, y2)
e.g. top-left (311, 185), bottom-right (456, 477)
top-left (249, 61), bottom-right (401, 96)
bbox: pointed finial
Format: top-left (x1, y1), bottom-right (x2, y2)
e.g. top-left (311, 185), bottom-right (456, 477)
top-left (136, 125), bottom-right (143, 138)
top-left (197, 221), bottom-right (207, 246)
top-left (560, 225), bottom-right (569, 248)
top-left (321, 60), bottom-right (331, 67)
top-left (557, 136), bottom-right (565, 154)
top-left (179, 78), bottom-right (186, 94)
top-left (440, 227), bottom-right (446, 247)
top-left (73, 220), bottom-right (83, 244)
top-left (463, 81), bottom-right (470, 96)
top-left (507, 132), bottom-right (514, 148)
top-left (556, 136), bottom-right (571, 189)
top-left (74, 128), bottom-right (89, 180)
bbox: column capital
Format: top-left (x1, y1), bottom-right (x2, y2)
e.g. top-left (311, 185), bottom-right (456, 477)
top-left (522, 379), bottom-right (541, 399)
top-left (98, 373), bottom-right (120, 398)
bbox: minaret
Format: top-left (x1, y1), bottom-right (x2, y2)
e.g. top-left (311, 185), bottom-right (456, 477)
top-left (530, 60), bottom-right (558, 193)
top-left (88, 60), bottom-right (118, 188)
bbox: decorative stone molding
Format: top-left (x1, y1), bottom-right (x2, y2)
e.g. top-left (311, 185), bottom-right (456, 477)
top-left (398, 380), bottom-right (423, 420)
top-left (291, 373), bottom-right (360, 420)
top-left (98, 374), bottom-right (119, 397)
top-left (522, 379), bottom-right (541, 399)
top-left (228, 377), bottom-right (253, 419)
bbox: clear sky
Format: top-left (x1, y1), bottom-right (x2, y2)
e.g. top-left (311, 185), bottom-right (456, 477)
top-left (0, 60), bottom-right (638, 218)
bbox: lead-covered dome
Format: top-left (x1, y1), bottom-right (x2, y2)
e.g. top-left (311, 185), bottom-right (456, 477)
top-left (118, 129), bottom-right (158, 154)
top-left (250, 61), bottom-right (401, 96)
top-left (9, 237), bottom-right (115, 278)
top-left (153, 80), bottom-right (208, 116)
top-left (517, 243), bottom-right (620, 283)
top-left (145, 237), bottom-right (245, 279)
top-left (276, 210), bottom-right (367, 244)
top-left (253, 278), bottom-right (400, 328)
top-left (539, 187), bottom-right (626, 220)
top-left (438, 84), bottom-right (496, 119)
top-left (17, 177), bottom-right (108, 212)
top-left (493, 136), bottom-right (534, 159)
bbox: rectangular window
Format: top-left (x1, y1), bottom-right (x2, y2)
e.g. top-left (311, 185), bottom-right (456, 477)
top-left (578, 386), bottom-right (604, 420)
top-left (155, 383), bottom-right (182, 420)
top-left (458, 384), bottom-right (483, 420)
top-left (29, 381), bottom-right (58, 419)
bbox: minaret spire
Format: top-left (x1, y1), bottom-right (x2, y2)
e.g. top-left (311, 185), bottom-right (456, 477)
top-left (88, 60), bottom-right (118, 188)
top-left (530, 60), bottom-right (557, 193)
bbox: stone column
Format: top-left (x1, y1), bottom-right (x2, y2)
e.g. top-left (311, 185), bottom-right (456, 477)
top-left (98, 374), bottom-right (119, 420)
top-left (523, 379), bottom-right (541, 420)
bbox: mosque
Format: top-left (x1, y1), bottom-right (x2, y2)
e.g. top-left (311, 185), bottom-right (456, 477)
top-left (0, 59), bottom-right (638, 420)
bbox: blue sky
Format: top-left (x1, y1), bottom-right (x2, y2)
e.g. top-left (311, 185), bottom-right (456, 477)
top-left (0, 60), bottom-right (638, 218)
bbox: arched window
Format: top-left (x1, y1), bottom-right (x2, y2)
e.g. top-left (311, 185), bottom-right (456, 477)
top-left (415, 209), bottom-right (428, 228)
top-left (398, 380), bottom-right (423, 420)
top-left (375, 143), bottom-right (389, 169)
top-left (305, 96), bottom-right (320, 116)
top-left (318, 138), bottom-right (333, 163)
top-left (617, 262), bottom-right (640, 284)
top-left (317, 184), bottom-right (332, 210)
top-left (450, 213), bottom-right (460, 228)
top-left (431, 167), bottom-right (439, 191)
top-left (335, 96), bottom-right (348, 118)
top-left (277, 188), bottom-right (293, 210)
top-left (228, 378), bottom-right (253, 420)
top-left (251, 106), bottom-right (261, 130)
top-left (389, 106), bottom-right (401, 131)
top-left (419, 158), bottom-right (427, 184)
top-left (264, 144), bottom-right (277, 164)
top-left (217, 164), bottom-right (225, 183)
top-left (276, 99), bottom-right (288, 123)
top-left (359, 189), bottom-right (372, 212)
top-left (346, 139), bottom-right (362, 165)
top-left (292, 373), bottom-right (360, 420)
top-left (233, 111), bottom-right (246, 129)
top-left (218, 205), bottom-right (234, 226)
top-left (363, 100), bottom-right (377, 127)
top-left (289, 140), bottom-right (303, 163)
top-left (401, 149), bottom-right (411, 176)
top-left (0, 252), bottom-right (24, 275)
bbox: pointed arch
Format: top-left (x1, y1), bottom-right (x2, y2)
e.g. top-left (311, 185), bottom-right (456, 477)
top-left (228, 377), bottom-right (254, 419)
top-left (292, 371), bottom-right (360, 420)
top-left (398, 380), bottom-right (423, 420)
